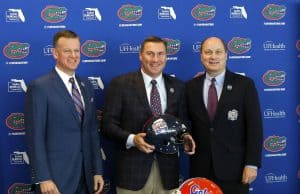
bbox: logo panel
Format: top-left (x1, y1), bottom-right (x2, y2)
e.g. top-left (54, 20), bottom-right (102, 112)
top-left (262, 4), bottom-right (286, 21)
top-left (3, 42), bottom-right (30, 59)
top-left (262, 70), bottom-right (286, 87)
top-left (191, 4), bottom-right (216, 21)
top-left (227, 37), bottom-right (251, 54)
top-left (6, 113), bottom-right (25, 130)
top-left (163, 38), bottom-right (180, 55)
top-left (41, 5), bottom-right (67, 23)
top-left (118, 4), bottom-right (143, 21)
top-left (264, 135), bottom-right (287, 152)
top-left (81, 40), bottom-right (106, 58)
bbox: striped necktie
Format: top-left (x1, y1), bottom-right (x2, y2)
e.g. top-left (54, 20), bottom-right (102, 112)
top-left (150, 80), bottom-right (162, 115)
top-left (69, 77), bottom-right (84, 122)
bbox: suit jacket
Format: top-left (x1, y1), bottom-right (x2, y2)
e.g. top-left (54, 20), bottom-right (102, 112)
top-left (186, 70), bottom-right (263, 181)
top-left (102, 70), bottom-right (187, 190)
top-left (25, 69), bottom-right (103, 193)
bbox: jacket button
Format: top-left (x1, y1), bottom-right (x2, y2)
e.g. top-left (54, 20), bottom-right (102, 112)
top-left (209, 128), bottom-right (214, 132)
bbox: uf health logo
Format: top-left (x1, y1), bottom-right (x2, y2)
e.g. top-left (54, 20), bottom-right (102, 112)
top-left (191, 4), bottom-right (216, 21)
top-left (81, 40), bottom-right (106, 58)
top-left (227, 37), bottom-right (251, 54)
top-left (118, 4), bottom-right (143, 21)
top-left (262, 4), bottom-right (286, 21)
top-left (262, 70), bottom-right (286, 87)
top-left (190, 185), bottom-right (208, 194)
top-left (41, 5), bottom-right (67, 23)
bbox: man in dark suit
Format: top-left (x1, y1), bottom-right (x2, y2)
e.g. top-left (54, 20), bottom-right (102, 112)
top-left (102, 36), bottom-right (195, 194)
top-left (25, 30), bottom-right (104, 194)
top-left (186, 36), bottom-right (263, 194)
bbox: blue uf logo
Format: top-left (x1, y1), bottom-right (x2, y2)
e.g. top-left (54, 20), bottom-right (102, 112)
top-left (190, 185), bottom-right (208, 194)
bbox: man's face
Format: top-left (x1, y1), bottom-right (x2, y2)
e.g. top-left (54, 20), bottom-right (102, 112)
top-left (140, 42), bottom-right (167, 78)
top-left (52, 37), bottom-right (80, 76)
top-left (201, 37), bottom-right (227, 76)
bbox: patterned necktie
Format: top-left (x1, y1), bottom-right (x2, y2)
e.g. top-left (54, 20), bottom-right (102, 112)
top-left (207, 78), bottom-right (218, 121)
top-left (150, 80), bottom-right (162, 115)
top-left (69, 77), bottom-right (84, 122)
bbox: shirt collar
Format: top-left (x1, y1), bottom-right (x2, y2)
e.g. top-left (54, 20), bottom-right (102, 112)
top-left (205, 70), bottom-right (225, 86)
top-left (55, 66), bottom-right (76, 83)
top-left (141, 69), bottom-right (163, 87)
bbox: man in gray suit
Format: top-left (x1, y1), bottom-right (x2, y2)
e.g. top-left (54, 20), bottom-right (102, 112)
top-left (25, 30), bottom-right (104, 194)
top-left (102, 36), bottom-right (195, 194)
top-left (186, 36), bottom-right (263, 194)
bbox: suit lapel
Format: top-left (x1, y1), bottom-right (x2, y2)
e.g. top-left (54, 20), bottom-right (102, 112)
top-left (134, 71), bottom-right (153, 114)
top-left (164, 75), bottom-right (178, 113)
top-left (49, 70), bottom-right (81, 124)
top-left (214, 71), bottom-right (234, 121)
top-left (196, 75), bottom-right (211, 121)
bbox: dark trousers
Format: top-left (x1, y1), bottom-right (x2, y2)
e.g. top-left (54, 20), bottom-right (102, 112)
top-left (208, 162), bottom-right (249, 194)
top-left (75, 168), bottom-right (90, 194)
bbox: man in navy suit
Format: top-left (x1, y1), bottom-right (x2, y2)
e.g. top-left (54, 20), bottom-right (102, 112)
top-left (25, 30), bottom-right (104, 194)
top-left (186, 36), bottom-right (263, 194)
top-left (102, 36), bottom-right (195, 194)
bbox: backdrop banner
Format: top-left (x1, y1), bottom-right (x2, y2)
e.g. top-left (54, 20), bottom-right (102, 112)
top-left (1, 1), bottom-right (299, 193)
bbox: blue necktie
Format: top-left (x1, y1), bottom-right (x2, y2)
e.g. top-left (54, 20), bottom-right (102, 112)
top-left (150, 80), bottom-right (162, 115)
top-left (69, 77), bottom-right (84, 122)
top-left (207, 78), bottom-right (218, 121)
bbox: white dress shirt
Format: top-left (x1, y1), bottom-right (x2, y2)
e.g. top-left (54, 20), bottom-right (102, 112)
top-left (55, 66), bottom-right (85, 108)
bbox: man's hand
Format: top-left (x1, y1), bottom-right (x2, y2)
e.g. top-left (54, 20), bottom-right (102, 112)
top-left (242, 166), bottom-right (257, 184)
top-left (93, 175), bottom-right (104, 194)
top-left (39, 180), bottom-right (60, 194)
top-left (133, 133), bottom-right (155, 153)
top-left (182, 134), bottom-right (196, 155)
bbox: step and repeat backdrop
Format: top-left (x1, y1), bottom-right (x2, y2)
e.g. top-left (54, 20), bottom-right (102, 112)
top-left (1, 0), bottom-right (299, 193)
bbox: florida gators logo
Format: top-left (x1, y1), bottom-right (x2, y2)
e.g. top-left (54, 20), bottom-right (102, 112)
top-left (262, 70), bottom-right (285, 86)
top-left (190, 185), bottom-right (208, 194)
top-left (8, 183), bottom-right (34, 194)
top-left (41, 5), bottom-right (67, 23)
top-left (262, 4), bottom-right (286, 21)
top-left (227, 37), bottom-right (251, 54)
top-left (264, 135), bottom-right (286, 152)
top-left (118, 4), bottom-right (143, 21)
top-left (3, 42), bottom-right (30, 59)
top-left (163, 38), bottom-right (180, 55)
top-left (191, 4), bottom-right (216, 21)
top-left (81, 40), bottom-right (106, 57)
top-left (179, 177), bottom-right (223, 194)
top-left (6, 113), bottom-right (25, 130)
